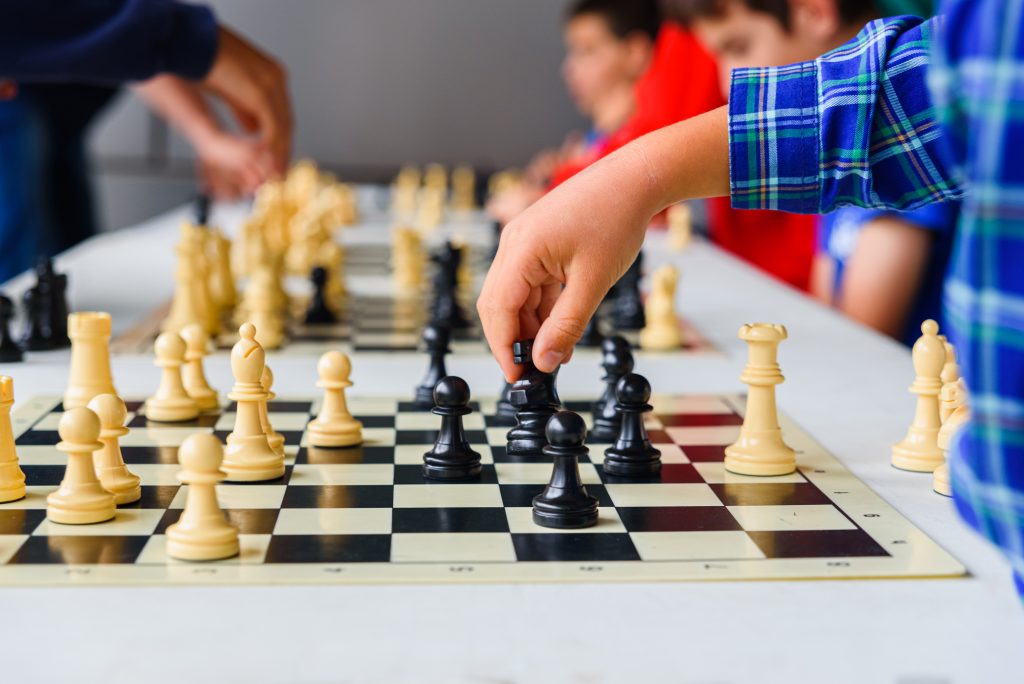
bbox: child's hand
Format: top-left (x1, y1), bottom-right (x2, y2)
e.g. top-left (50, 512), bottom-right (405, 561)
top-left (194, 132), bottom-right (276, 200)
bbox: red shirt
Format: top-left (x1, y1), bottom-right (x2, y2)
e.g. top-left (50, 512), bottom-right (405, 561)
top-left (549, 23), bottom-right (815, 292)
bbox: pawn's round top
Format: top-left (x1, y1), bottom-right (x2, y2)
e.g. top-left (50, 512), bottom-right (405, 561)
top-left (154, 331), bottom-right (187, 363)
top-left (545, 410), bottom-right (587, 447)
top-left (601, 335), bottom-right (630, 355)
top-left (239, 322), bottom-right (257, 341)
top-left (180, 323), bottom-right (209, 354)
top-left (58, 406), bottom-right (102, 446)
top-left (433, 375), bottom-right (470, 408)
top-left (311, 266), bottom-right (327, 285)
top-left (422, 324), bottom-right (449, 348)
top-left (178, 432), bottom-right (225, 472)
top-left (921, 318), bottom-right (939, 336)
top-left (317, 350), bottom-right (352, 385)
top-left (615, 372), bottom-right (652, 405)
top-left (86, 393), bottom-right (127, 430)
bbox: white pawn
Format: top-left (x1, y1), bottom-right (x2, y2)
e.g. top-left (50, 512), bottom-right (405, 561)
top-left (87, 393), bottom-right (141, 505)
top-left (667, 202), bottom-right (693, 251)
top-left (308, 351), bottom-right (363, 448)
top-left (145, 332), bottom-right (200, 422)
top-left (46, 407), bottom-right (116, 525)
top-left (892, 320), bottom-right (946, 472)
top-left (724, 323), bottom-right (796, 476)
top-left (166, 433), bottom-right (239, 561)
top-left (222, 323), bottom-right (285, 481)
top-left (260, 365), bottom-right (285, 458)
top-left (639, 264), bottom-right (683, 351)
top-left (0, 376), bottom-right (26, 503)
top-left (935, 379), bottom-right (970, 497)
top-left (180, 324), bottom-right (220, 411)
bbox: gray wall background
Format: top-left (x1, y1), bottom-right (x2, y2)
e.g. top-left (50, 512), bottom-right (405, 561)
top-left (90, 0), bottom-right (583, 230)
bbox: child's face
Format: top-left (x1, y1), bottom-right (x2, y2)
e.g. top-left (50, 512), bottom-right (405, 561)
top-left (562, 14), bottom-right (647, 116)
top-left (692, 0), bottom-right (835, 94)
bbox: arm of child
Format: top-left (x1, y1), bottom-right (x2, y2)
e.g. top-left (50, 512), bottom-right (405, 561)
top-left (133, 75), bottom-right (276, 198)
top-left (479, 16), bottom-right (959, 380)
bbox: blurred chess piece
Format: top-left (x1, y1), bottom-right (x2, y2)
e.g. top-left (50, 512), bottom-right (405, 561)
top-left (892, 320), bottom-right (945, 472)
top-left (180, 324), bottom-right (219, 411)
top-left (0, 376), bottom-right (26, 503)
top-left (667, 202), bottom-right (692, 252)
top-left (935, 379), bottom-right (970, 497)
top-left (166, 433), bottom-right (240, 561)
top-left (638, 265), bottom-right (683, 351)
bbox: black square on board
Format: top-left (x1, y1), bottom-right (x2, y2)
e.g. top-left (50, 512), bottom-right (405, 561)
top-left (512, 533), bottom-right (640, 562)
top-left (678, 445), bottom-right (728, 462)
top-left (20, 465), bottom-right (65, 486)
top-left (599, 463), bottom-right (703, 485)
top-left (264, 534), bottom-right (391, 563)
top-left (499, 484), bottom-right (613, 508)
top-left (392, 508), bottom-right (510, 534)
top-left (119, 485), bottom-right (181, 509)
top-left (296, 445), bottom-right (395, 465)
top-left (119, 446), bottom-right (180, 465)
top-left (393, 464), bottom-right (498, 485)
top-left (747, 529), bottom-right (889, 558)
top-left (9, 535), bottom-right (149, 565)
top-left (155, 508), bottom-right (279, 535)
top-left (710, 482), bottom-right (831, 507)
top-left (15, 430), bottom-right (58, 446)
top-left (617, 506), bottom-right (742, 532)
top-left (0, 508), bottom-right (46, 535)
top-left (281, 485), bottom-right (394, 509)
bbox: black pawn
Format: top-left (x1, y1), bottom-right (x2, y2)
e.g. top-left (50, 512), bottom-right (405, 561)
top-left (304, 266), bottom-right (336, 324)
top-left (0, 295), bottom-right (23, 362)
top-left (21, 283), bottom-right (52, 351)
top-left (414, 324), bottom-right (451, 408)
top-left (612, 253), bottom-right (645, 330)
top-left (603, 373), bottom-right (661, 477)
top-left (532, 411), bottom-right (599, 529)
top-left (590, 336), bottom-right (634, 441)
top-left (577, 315), bottom-right (603, 348)
top-left (194, 194), bottom-right (211, 225)
top-left (423, 376), bottom-right (482, 480)
top-left (49, 270), bottom-right (69, 347)
top-left (506, 339), bottom-right (562, 457)
top-left (493, 380), bottom-right (517, 427)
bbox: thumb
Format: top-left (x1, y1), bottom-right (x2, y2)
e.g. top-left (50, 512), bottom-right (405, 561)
top-left (532, 278), bottom-right (603, 372)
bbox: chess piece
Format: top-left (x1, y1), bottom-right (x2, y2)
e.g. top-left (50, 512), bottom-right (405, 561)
top-left (194, 193), bottom-right (211, 225)
top-left (590, 336), bottom-right (634, 442)
top-left (64, 311), bottom-right (118, 409)
top-left (667, 202), bottom-right (692, 251)
top-left (934, 379), bottom-right (970, 497)
top-left (892, 319), bottom-right (946, 472)
top-left (429, 242), bottom-right (469, 329)
top-left (87, 393), bottom-right (141, 505)
top-left (222, 323), bottom-right (285, 480)
top-left (145, 331), bottom-right (200, 422)
top-left (532, 411), bottom-right (599, 529)
top-left (0, 377), bottom-right (26, 503)
top-left (493, 380), bottom-right (517, 427)
top-left (612, 253), bottom-right (645, 330)
top-left (45, 262), bottom-right (70, 348)
top-left (0, 294), bottom-right (23, 362)
top-left (208, 230), bottom-right (238, 314)
top-left (506, 339), bottom-right (562, 457)
top-left (638, 265), bottom-right (683, 351)
top-left (318, 240), bottom-right (347, 304)
top-left (166, 433), bottom-right (240, 561)
top-left (260, 365), bottom-right (286, 457)
top-left (304, 266), bottom-right (336, 324)
top-left (939, 337), bottom-right (960, 422)
top-left (603, 374), bottom-right (662, 477)
top-left (46, 407), bottom-right (116, 525)
top-left (423, 376), bottom-right (482, 480)
top-left (307, 351), bottom-right (363, 447)
top-left (244, 267), bottom-right (286, 350)
top-left (180, 324), bottom-right (219, 411)
top-left (414, 324), bottom-right (451, 409)
top-left (578, 315), bottom-right (603, 348)
top-left (393, 226), bottom-right (426, 294)
top-left (21, 281), bottom-right (52, 351)
top-left (163, 241), bottom-right (209, 334)
top-left (724, 323), bottom-right (797, 476)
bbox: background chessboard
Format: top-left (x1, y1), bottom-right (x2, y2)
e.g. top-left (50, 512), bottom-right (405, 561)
top-left (0, 393), bottom-right (964, 585)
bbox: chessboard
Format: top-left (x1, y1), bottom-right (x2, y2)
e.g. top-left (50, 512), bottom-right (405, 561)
top-left (0, 393), bottom-right (965, 586)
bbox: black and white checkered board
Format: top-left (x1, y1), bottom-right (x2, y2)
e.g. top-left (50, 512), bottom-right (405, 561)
top-left (0, 394), bottom-right (964, 585)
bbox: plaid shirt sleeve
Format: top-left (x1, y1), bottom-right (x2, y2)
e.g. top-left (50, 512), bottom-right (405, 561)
top-left (728, 16), bottom-right (963, 213)
top-left (931, 0), bottom-right (1024, 596)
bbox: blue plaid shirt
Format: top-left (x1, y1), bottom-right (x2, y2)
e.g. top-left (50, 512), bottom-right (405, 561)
top-left (728, 4), bottom-right (1024, 595)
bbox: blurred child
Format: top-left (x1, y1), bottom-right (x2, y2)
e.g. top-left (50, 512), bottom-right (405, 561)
top-left (676, 0), bottom-right (955, 344)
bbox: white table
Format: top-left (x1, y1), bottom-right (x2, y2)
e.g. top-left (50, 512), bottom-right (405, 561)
top-left (1, 201), bottom-right (1021, 684)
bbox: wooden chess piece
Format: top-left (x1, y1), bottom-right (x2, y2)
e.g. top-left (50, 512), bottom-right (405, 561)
top-left (603, 373), bottom-right (662, 477)
top-left (724, 323), bottom-right (797, 476)
top-left (87, 393), bottom-right (141, 505)
top-left (260, 364), bottom-right (286, 457)
top-left (507, 339), bottom-right (562, 457)
top-left (0, 294), bottom-right (23, 362)
top-left (422, 376), bottom-right (482, 480)
top-left (308, 351), bottom-right (363, 447)
top-left (414, 324), bottom-right (451, 409)
top-left (892, 319), bottom-right (946, 472)
top-left (667, 202), bottom-right (693, 251)
top-left (208, 230), bottom-right (238, 315)
top-left (935, 379), bottom-right (970, 497)
top-left (532, 411), bottom-right (599, 529)
top-left (162, 241), bottom-right (207, 334)
top-left (46, 407), bottom-right (116, 525)
top-left (0, 376), bottom-right (26, 503)
top-left (64, 311), bottom-right (118, 409)
top-left (145, 331), bottom-right (200, 422)
top-left (939, 337), bottom-right (960, 422)
top-left (638, 265), bottom-right (683, 351)
top-left (166, 433), bottom-right (240, 561)
top-left (222, 323), bottom-right (285, 481)
top-left (180, 324), bottom-right (219, 411)
top-left (590, 336), bottom-right (634, 442)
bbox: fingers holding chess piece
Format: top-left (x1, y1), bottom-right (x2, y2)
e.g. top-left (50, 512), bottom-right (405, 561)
top-left (180, 324), bottom-right (219, 411)
top-left (308, 351), bottom-right (363, 448)
top-left (423, 376), bottom-right (482, 480)
top-left (166, 433), bottom-right (240, 561)
top-left (46, 407), bottom-right (116, 525)
top-left (532, 411), bottom-right (599, 529)
top-left (87, 393), bottom-right (141, 505)
top-left (145, 332), bottom-right (200, 422)
top-left (0, 377), bottom-right (26, 503)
